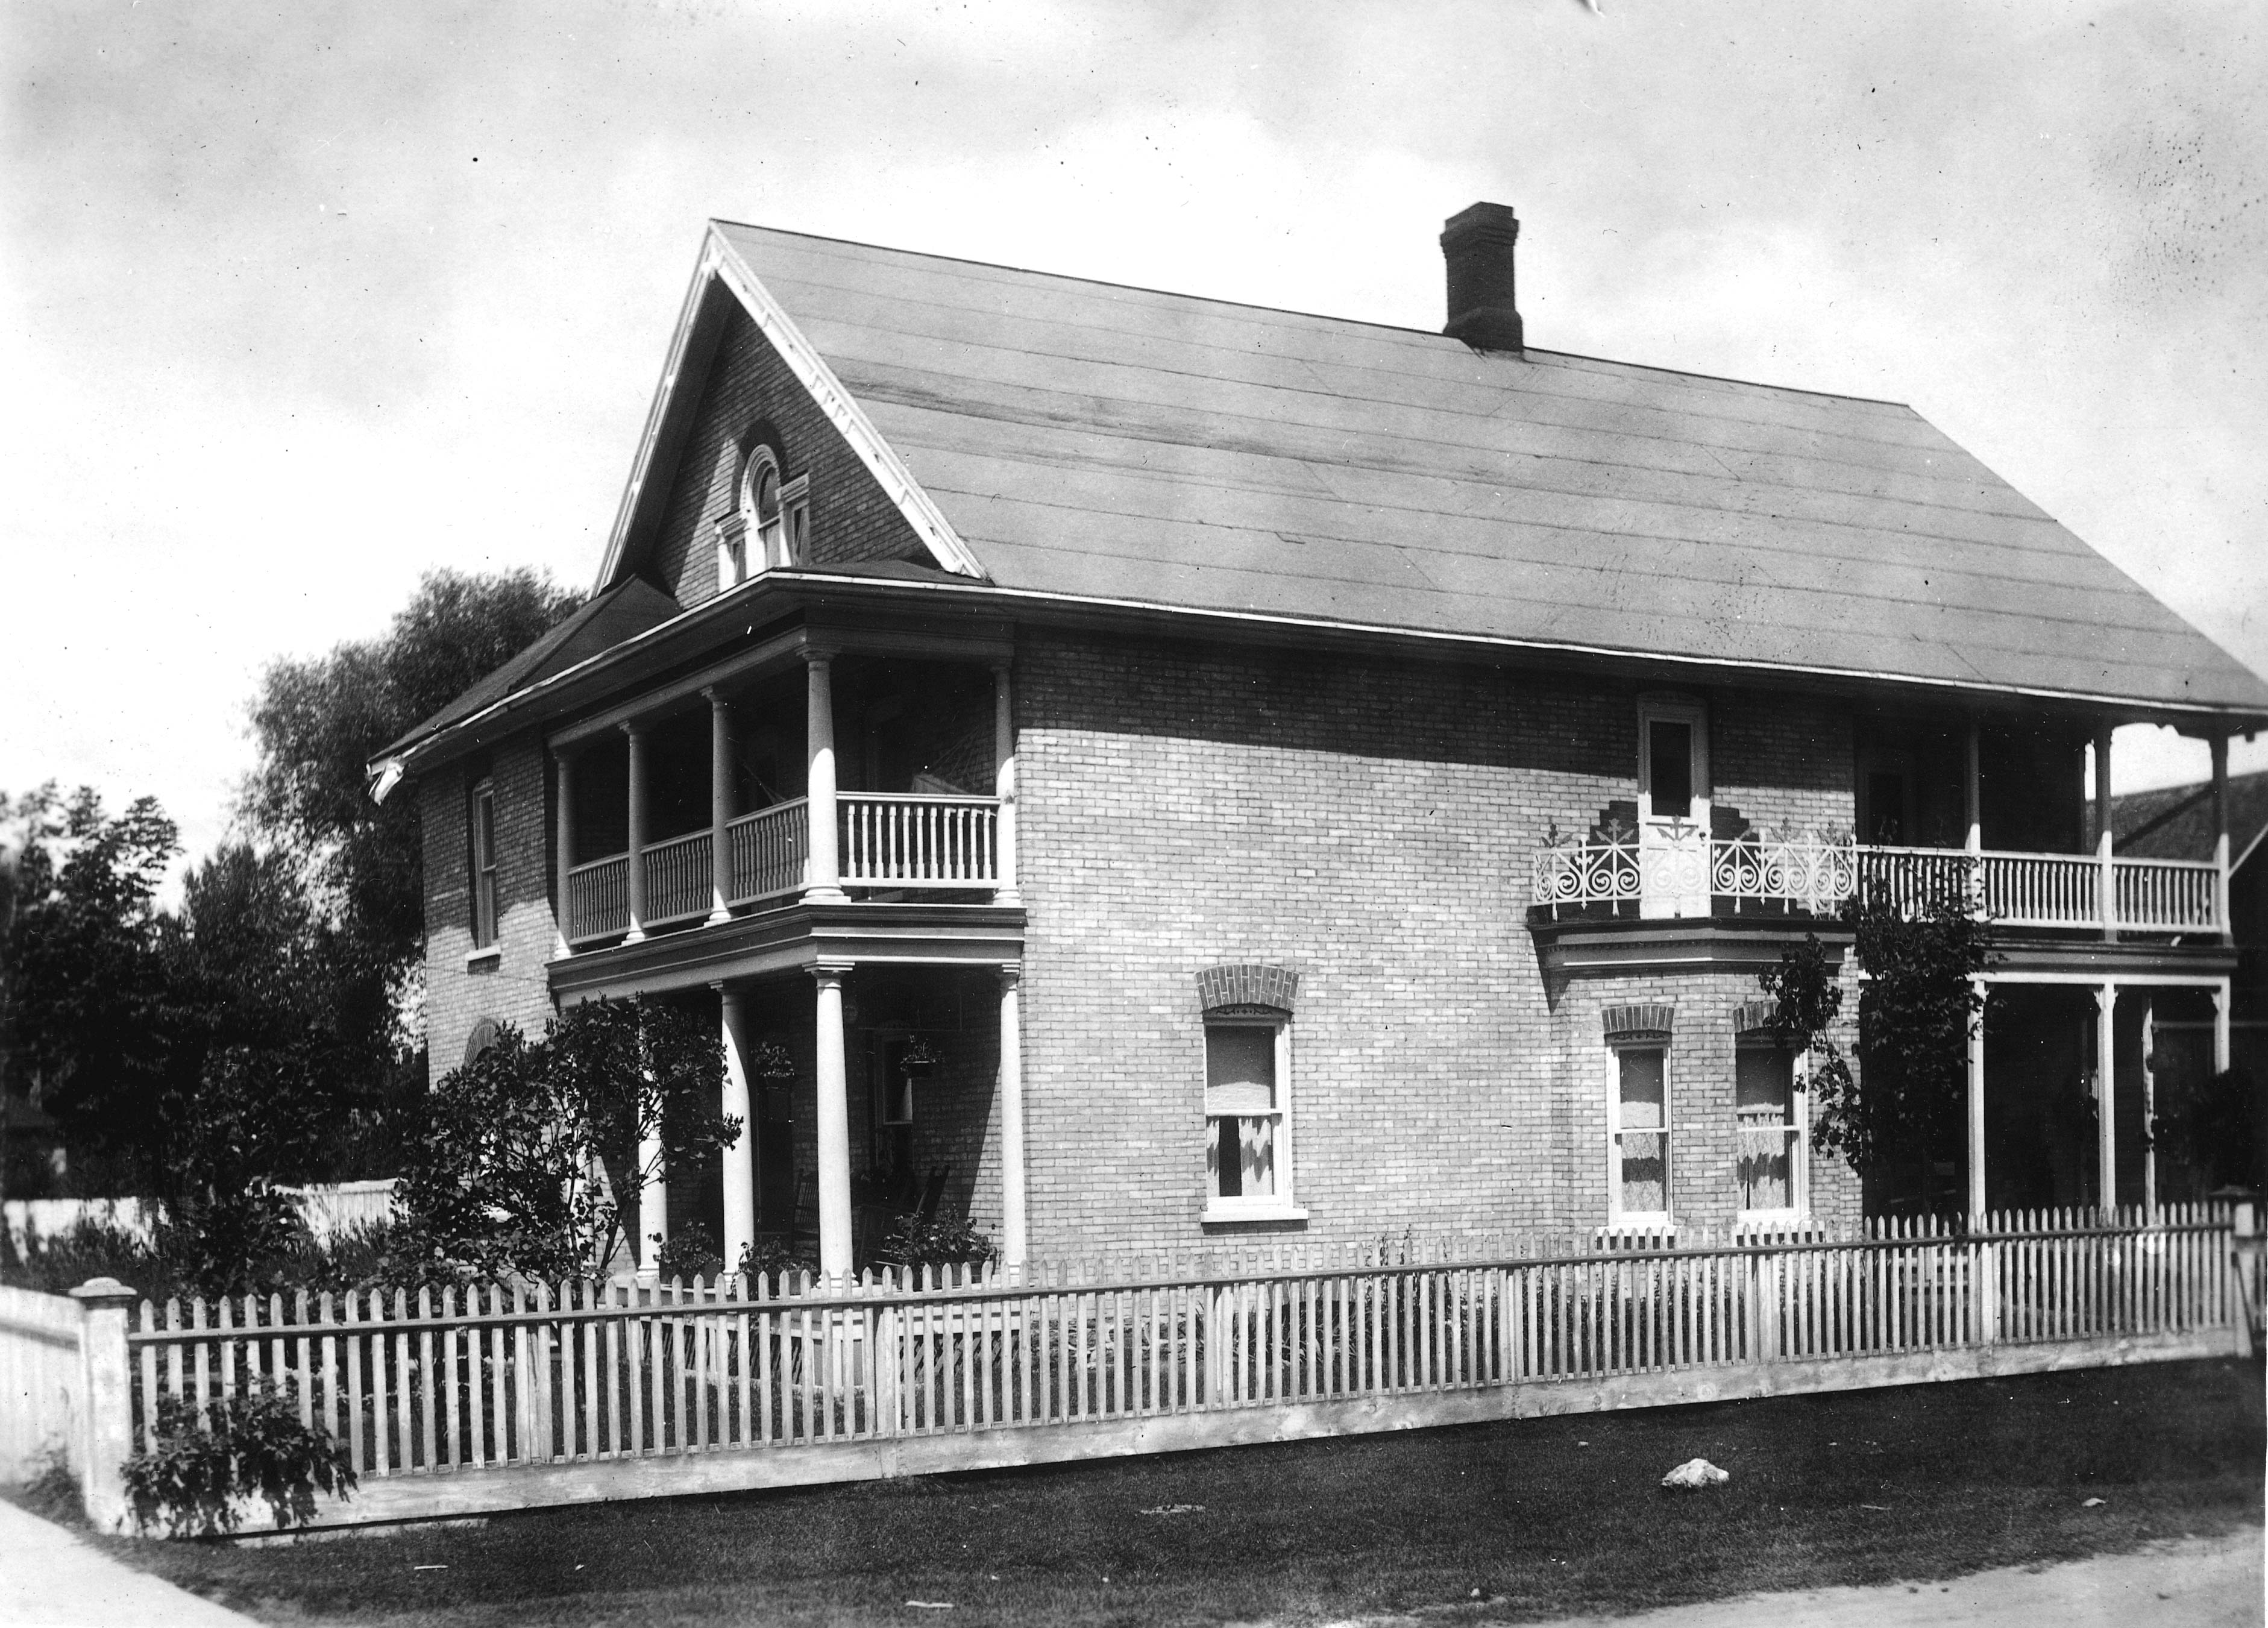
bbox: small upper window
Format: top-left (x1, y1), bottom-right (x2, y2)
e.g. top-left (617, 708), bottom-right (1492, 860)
top-left (739, 445), bottom-right (808, 572)
top-left (470, 778), bottom-right (499, 948)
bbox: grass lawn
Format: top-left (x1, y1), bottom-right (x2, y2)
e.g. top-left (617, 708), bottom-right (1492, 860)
top-left (80, 1356), bottom-right (2264, 1627)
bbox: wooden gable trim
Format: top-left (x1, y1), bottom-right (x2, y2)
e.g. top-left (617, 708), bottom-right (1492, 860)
top-left (595, 226), bottom-right (986, 594)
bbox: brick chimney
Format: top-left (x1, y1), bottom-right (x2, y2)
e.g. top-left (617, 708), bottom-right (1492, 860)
top-left (1440, 202), bottom-right (1524, 353)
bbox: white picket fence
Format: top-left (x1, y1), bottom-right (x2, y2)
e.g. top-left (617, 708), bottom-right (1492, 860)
top-left (2, 1204), bottom-right (2220, 1532)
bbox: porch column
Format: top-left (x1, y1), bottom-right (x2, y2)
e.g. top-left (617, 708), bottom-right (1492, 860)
top-left (803, 649), bottom-right (847, 904)
top-left (2211, 734), bottom-right (2232, 944)
top-left (2140, 997), bottom-right (2158, 1217)
top-left (553, 749), bottom-right (577, 958)
top-left (715, 982), bottom-right (755, 1269)
top-left (997, 964), bottom-right (1027, 1269)
top-left (2094, 723), bottom-right (2116, 941)
top-left (2214, 979), bottom-right (2232, 1074)
top-left (635, 1070), bottom-right (666, 1283)
top-left (812, 963), bottom-right (853, 1278)
top-left (623, 720), bottom-right (649, 944)
top-left (1964, 718), bottom-right (1983, 914)
top-left (706, 687), bottom-right (735, 926)
top-left (1967, 976), bottom-right (1988, 1219)
top-left (992, 662), bottom-right (1021, 908)
top-left (2094, 981), bottom-right (2118, 1216)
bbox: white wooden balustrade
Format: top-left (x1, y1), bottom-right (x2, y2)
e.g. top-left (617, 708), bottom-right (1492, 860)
top-left (1532, 837), bottom-right (2221, 933)
top-left (840, 793), bottom-right (998, 888)
top-left (562, 794), bottom-right (1001, 946)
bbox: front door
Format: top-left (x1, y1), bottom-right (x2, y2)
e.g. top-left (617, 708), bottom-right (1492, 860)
top-left (1638, 702), bottom-right (1710, 919)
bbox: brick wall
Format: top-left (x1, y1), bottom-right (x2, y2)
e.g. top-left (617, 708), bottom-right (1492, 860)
top-left (422, 732), bottom-right (559, 1088)
top-left (1011, 631), bottom-right (1861, 1259)
top-left (649, 306), bottom-right (930, 606)
top-left (1712, 688), bottom-right (1854, 838)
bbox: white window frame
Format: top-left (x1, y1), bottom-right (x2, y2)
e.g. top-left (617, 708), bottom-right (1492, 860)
top-left (470, 778), bottom-right (499, 950)
top-left (1201, 1016), bottom-right (1303, 1223)
top-left (740, 445), bottom-right (788, 571)
top-left (1734, 1036), bottom-right (1810, 1223)
top-left (1604, 1038), bottom-right (1674, 1227)
top-left (779, 472), bottom-right (811, 566)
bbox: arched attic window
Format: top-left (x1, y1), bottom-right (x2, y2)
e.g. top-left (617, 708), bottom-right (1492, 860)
top-left (737, 444), bottom-right (811, 574)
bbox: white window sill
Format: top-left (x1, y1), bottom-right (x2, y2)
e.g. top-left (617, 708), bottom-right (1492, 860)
top-left (464, 947), bottom-right (501, 970)
top-left (1201, 1203), bottom-right (1308, 1226)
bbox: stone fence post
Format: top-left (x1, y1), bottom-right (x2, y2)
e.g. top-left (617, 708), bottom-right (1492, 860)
top-left (69, 1277), bottom-right (139, 1534)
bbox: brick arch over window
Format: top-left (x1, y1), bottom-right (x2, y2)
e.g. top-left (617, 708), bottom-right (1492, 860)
top-left (1196, 964), bottom-right (1299, 1016)
top-left (1601, 1002), bottom-right (1674, 1043)
top-left (462, 1016), bottom-right (503, 1069)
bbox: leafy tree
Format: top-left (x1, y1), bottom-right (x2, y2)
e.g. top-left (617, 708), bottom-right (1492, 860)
top-left (0, 786), bottom-right (184, 1193)
top-left (242, 568), bottom-right (576, 1027)
top-left (389, 997), bottom-right (737, 1281)
top-left (1759, 881), bottom-right (1993, 1211)
top-left (2154, 1066), bottom-right (2264, 1198)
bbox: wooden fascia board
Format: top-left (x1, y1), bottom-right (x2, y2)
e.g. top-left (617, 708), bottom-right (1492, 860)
top-left (548, 903), bottom-right (1026, 1003)
top-left (542, 611), bottom-right (1019, 751)
top-left (595, 225), bottom-right (987, 592)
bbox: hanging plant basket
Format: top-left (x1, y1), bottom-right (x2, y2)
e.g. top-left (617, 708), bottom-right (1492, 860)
top-left (899, 1037), bottom-right (941, 1078)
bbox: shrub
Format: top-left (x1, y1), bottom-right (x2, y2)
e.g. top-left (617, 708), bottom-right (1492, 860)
top-left (121, 1379), bottom-right (355, 1538)
top-left (11, 1444), bottom-right (84, 1527)
top-left (876, 1210), bottom-right (997, 1272)
top-left (657, 1219), bottom-right (724, 1283)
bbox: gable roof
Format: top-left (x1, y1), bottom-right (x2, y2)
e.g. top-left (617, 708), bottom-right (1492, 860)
top-left (2097, 769), bottom-right (2268, 869)
top-left (598, 221), bottom-right (2266, 720)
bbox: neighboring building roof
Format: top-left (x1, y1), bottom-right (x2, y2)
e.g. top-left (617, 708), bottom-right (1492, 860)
top-left (594, 221), bottom-right (2263, 717)
top-left (376, 577), bottom-right (684, 765)
top-left (2097, 769), bottom-right (2268, 868)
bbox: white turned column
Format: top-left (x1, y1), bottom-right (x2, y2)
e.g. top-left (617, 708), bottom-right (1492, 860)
top-left (717, 982), bottom-right (755, 1268)
top-left (707, 688), bottom-right (735, 926)
top-left (623, 720), bottom-right (649, 944)
top-left (1967, 976), bottom-right (1988, 1220)
top-left (2095, 981), bottom-right (2119, 1215)
top-left (2211, 734), bottom-right (2232, 944)
top-left (636, 1071), bottom-right (667, 1283)
top-left (992, 662), bottom-right (1021, 908)
top-left (997, 964), bottom-right (1028, 1268)
top-left (2094, 723), bottom-right (2117, 942)
top-left (803, 650), bottom-right (846, 904)
top-left (554, 750), bottom-right (577, 957)
top-left (812, 963), bottom-right (853, 1278)
top-left (2140, 996), bottom-right (2158, 1218)
top-left (2213, 979), bottom-right (2232, 1074)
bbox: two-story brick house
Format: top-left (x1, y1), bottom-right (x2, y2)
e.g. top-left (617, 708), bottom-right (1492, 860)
top-left (371, 204), bottom-right (2267, 1278)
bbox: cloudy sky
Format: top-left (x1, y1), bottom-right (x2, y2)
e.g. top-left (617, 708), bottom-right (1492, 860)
top-left (5, 0), bottom-right (2264, 876)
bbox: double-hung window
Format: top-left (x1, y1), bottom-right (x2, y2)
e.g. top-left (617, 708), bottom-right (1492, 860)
top-left (1733, 1004), bottom-right (1806, 1218)
top-left (470, 778), bottom-right (499, 949)
top-left (1196, 963), bottom-right (1302, 1222)
top-left (1603, 1004), bottom-right (1674, 1224)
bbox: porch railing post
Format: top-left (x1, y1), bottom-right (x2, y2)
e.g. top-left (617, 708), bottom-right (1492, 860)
top-left (706, 688), bottom-right (735, 926)
top-left (803, 649), bottom-right (847, 904)
top-left (992, 662), bottom-right (1021, 908)
top-left (2211, 733), bottom-right (2232, 943)
top-left (2094, 723), bottom-right (2117, 941)
top-left (553, 747), bottom-right (577, 956)
top-left (69, 1277), bottom-right (137, 1535)
top-left (623, 720), bottom-right (649, 944)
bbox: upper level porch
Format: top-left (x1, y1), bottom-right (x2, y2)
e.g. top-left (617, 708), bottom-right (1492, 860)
top-left (539, 614), bottom-right (1022, 963)
top-left (1526, 706), bottom-right (2238, 945)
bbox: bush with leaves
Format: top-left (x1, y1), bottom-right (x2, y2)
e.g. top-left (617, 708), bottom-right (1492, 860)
top-left (876, 1210), bottom-right (998, 1273)
top-left (1759, 880), bottom-right (1993, 1205)
top-left (121, 1379), bottom-right (355, 1537)
top-left (389, 996), bottom-right (738, 1282)
top-left (2155, 1065), bottom-right (2264, 1198)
